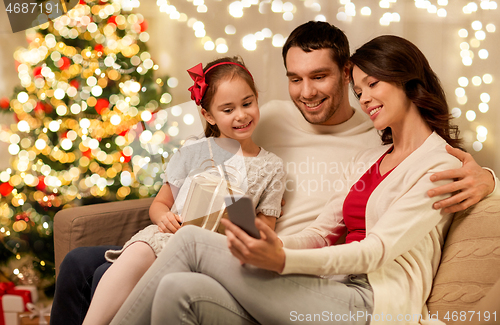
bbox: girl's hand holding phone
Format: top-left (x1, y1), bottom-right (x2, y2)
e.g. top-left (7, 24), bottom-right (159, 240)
top-left (156, 211), bottom-right (182, 233)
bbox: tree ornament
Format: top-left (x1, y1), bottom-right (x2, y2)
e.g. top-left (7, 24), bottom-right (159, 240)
top-left (36, 176), bottom-right (46, 192)
top-left (108, 16), bottom-right (117, 26)
top-left (94, 98), bottom-right (109, 115)
top-left (0, 97), bottom-right (9, 109)
top-left (34, 102), bottom-right (44, 113)
top-left (69, 79), bottom-right (80, 89)
top-left (33, 67), bottom-right (42, 78)
top-left (0, 182), bottom-right (14, 196)
top-left (140, 21), bottom-right (148, 32)
top-left (94, 44), bottom-right (104, 54)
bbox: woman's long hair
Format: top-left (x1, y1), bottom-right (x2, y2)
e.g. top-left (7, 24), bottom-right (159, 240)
top-left (350, 35), bottom-right (462, 149)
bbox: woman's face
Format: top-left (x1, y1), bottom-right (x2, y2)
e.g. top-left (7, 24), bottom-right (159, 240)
top-left (351, 65), bottom-right (413, 131)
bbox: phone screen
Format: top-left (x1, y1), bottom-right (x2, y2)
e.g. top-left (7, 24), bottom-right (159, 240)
top-left (224, 195), bottom-right (261, 239)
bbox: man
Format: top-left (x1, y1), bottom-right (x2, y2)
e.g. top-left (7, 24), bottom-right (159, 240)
top-left (253, 22), bottom-right (496, 237)
top-left (50, 21), bottom-right (497, 325)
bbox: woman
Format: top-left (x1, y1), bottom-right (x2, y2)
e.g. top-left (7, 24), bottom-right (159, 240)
top-left (110, 35), bottom-right (461, 325)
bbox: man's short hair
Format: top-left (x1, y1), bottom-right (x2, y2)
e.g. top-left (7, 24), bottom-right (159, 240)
top-left (282, 21), bottom-right (350, 69)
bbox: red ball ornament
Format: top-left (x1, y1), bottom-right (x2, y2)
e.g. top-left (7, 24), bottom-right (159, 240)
top-left (139, 21), bottom-right (148, 32)
top-left (0, 97), bottom-right (9, 109)
top-left (59, 57), bottom-right (71, 70)
top-left (44, 102), bottom-right (53, 113)
top-left (82, 149), bottom-right (92, 158)
top-left (0, 182), bottom-right (14, 196)
top-left (33, 66), bottom-right (42, 78)
top-left (121, 152), bottom-right (131, 163)
top-left (39, 194), bottom-right (56, 208)
top-left (70, 79), bottom-right (80, 89)
top-left (35, 102), bottom-right (45, 113)
top-left (94, 44), bottom-right (104, 53)
top-left (95, 98), bottom-right (110, 115)
top-left (36, 176), bottom-right (46, 191)
top-left (15, 212), bottom-right (28, 221)
top-left (108, 16), bottom-right (117, 26)
top-left (79, 0), bottom-right (85, 4)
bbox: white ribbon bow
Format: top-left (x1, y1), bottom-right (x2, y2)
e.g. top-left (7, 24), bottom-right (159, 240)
top-left (25, 302), bottom-right (51, 325)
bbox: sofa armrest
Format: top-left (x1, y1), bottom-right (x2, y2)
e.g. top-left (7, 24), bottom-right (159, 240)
top-left (53, 198), bottom-right (154, 277)
top-left (428, 196), bottom-right (500, 317)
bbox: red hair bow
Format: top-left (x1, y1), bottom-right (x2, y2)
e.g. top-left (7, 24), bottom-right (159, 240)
top-left (187, 63), bottom-right (207, 106)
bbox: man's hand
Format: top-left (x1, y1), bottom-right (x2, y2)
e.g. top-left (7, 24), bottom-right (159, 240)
top-left (156, 211), bottom-right (182, 233)
top-left (427, 145), bottom-right (495, 213)
top-left (221, 218), bottom-right (285, 273)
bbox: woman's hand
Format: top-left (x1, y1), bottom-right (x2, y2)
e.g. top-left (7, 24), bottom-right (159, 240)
top-left (156, 211), bottom-right (182, 233)
top-left (221, 218), bottom-right (286, 273)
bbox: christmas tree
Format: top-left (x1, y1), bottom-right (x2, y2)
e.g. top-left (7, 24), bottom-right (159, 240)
top-left (0, 0), bottom-right (176, 294)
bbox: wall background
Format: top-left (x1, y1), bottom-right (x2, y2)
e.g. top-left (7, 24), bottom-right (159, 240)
top-left (0, 0), bottom-right (498, 175)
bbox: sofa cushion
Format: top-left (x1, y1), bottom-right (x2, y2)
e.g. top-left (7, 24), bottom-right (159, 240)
top-left (428, 196), bottom-right (500, 317)
top-left (53, 198), bottom-right (154, 277)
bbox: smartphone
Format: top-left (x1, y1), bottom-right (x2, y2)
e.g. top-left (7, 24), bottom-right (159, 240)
top-left (224, 195), bottom-right (261, 239)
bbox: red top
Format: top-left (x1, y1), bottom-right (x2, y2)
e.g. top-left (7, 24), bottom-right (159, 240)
top-left (343, 148), bottom-right (395, 244)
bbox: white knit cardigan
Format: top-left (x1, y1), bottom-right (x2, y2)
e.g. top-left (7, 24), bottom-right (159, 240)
top-left (281, 132), bottom-right (461, 324)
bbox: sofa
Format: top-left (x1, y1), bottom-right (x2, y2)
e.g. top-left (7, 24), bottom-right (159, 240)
top-left (53, 195), bottom-right (500, 323)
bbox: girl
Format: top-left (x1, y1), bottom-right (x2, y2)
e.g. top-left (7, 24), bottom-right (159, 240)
top-left (82, 57), bottom-right (286, 325)
top-left (108, 35), bottom-right (463, 325)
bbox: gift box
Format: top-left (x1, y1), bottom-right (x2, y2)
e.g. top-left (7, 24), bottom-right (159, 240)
top-left (1, 283), bottom-right (37, 325)
top-left (182, 165), bottom-right (245, 234)
top-left (18, 303), bottom-right (50, 325)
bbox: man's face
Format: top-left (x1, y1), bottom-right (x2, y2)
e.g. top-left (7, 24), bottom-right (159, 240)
top-left (285, 47), bottom-right (349, 125)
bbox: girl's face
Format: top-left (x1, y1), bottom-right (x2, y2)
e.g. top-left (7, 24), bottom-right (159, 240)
top-left (351, 65), bottom-right (413, 131)
top-left (202, 76), bottom-right (259, 141)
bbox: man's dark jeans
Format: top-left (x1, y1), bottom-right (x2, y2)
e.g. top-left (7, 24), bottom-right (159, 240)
top-left (50, 246), bottom-right (120, 325)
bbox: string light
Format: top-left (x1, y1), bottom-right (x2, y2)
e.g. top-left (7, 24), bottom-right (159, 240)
top-left (151, 1), bottom-right (497, 152)
top-left (361, 7), bottom-right (372, 15)
top-left (466, 110), bottom-right (477, 121)
top-left (472, 76), bottom-right (482, 86)
top-left (451, 107), bottom-right (462, 118)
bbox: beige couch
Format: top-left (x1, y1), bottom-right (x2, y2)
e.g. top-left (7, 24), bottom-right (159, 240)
top-left (53, 196), bottom-right (500, 322)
